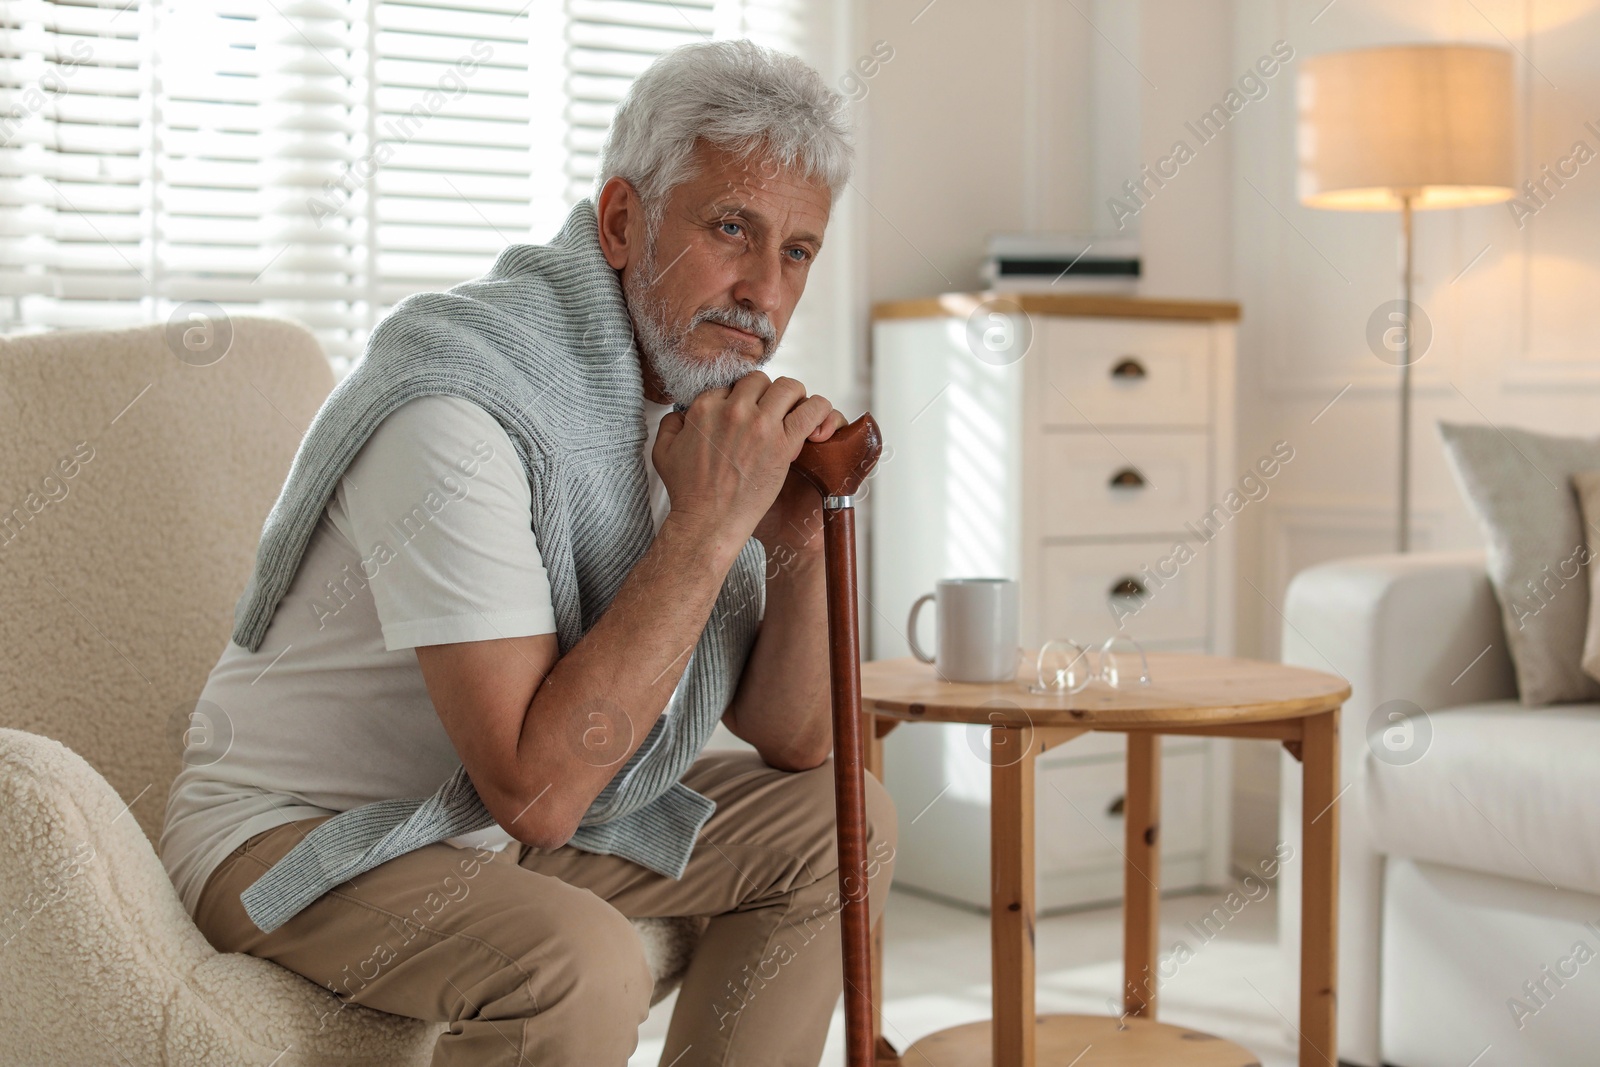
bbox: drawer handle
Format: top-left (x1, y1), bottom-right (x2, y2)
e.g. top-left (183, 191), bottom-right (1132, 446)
top-left (1108, 467), bottom-right (1146, 489)
top-left (1109, 576), bottom-right (1146, 598)
top-left (1107, 794), bottom-right (1125, 816)
top-left (1110, 357), bottom-right (1147, 380)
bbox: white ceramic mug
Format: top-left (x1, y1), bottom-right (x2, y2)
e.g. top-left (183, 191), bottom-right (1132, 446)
top-left (906, 577), bottom-right (1021, 683)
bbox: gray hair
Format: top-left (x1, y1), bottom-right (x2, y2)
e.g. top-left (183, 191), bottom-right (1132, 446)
top-left (593, 39), bottom-right (854, 237)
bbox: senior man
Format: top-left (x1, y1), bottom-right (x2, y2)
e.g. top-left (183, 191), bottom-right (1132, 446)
top-left (159, 38), bottom-right (897, 1067)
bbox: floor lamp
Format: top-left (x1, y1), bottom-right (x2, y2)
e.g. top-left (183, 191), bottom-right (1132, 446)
top-left (1296, 44), bottom-right (1515, 552)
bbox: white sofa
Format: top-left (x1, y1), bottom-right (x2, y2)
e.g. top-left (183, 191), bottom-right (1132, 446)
top-left (1278, 550), bottom-right (1600, 1067)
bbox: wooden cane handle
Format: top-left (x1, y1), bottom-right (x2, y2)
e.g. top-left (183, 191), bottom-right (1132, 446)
top-left (793, 412), bottom-right (883, 498)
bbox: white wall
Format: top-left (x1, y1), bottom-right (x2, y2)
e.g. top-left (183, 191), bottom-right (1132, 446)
top-left (861, 0), bottom-right (1240, 300)
top-left (862, 0), bottom-right (1096, 300)
top-left (1134, 0), bottom-right (1237, 299)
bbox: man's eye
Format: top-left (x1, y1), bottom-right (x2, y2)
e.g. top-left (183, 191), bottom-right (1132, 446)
top-left (719, 220), bottom-right (743, 237)
top-left (786, 247), bottom-right (810, 263)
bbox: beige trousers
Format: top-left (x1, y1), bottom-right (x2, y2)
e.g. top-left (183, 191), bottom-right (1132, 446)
top-left (193, 749), bottom-right (898, 1067)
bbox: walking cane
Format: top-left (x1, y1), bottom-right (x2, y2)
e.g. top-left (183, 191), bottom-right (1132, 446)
top-left (790, 412), bottom-right (885, 1067)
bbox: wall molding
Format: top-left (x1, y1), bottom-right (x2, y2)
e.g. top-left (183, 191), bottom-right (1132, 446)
top-left (1262, 365), bottom-right (1457, 401)
top-left (1498, 11), bottom-right (1600, 386)
top-left (1500, 355), bottom-right (1600, 391)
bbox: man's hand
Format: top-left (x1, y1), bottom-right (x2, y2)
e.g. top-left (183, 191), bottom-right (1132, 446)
top-left (652, 372), bottom-right (843, 556)
top-left (750, 408), bottom-right (846, 560)
top-left (651, 371), bottom-right (846, 771)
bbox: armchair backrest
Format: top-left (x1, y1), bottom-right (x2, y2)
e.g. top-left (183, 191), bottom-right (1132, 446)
top-left (0, 316), bottom-right (333, 846)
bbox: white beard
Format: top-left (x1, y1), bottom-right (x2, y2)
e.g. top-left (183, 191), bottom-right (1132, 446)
top-left (623, 225), bottom-right (779, 409)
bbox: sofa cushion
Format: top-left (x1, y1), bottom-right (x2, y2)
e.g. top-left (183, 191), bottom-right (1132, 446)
top-left (1364, 701), bottom-right (1600, 897)
top-left (1437, 421), bottom-right (1600, 705)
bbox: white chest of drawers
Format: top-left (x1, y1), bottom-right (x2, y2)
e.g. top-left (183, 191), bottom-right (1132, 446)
top-left (866, 293), bottom-right (1240, 913)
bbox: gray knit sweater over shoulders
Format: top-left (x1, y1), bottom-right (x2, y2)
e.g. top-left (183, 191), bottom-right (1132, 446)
top-left (229, 196), bottom-right (767, 934)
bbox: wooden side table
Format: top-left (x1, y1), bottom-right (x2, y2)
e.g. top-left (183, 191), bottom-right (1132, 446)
top-left (859, 651), bottom-right (1350, 1067)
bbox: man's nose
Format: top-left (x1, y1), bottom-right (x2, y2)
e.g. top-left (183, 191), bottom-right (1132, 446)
top-left (731, 249), bottom-right (784, 319)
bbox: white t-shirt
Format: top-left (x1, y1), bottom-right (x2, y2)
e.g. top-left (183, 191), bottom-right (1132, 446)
top-left (158, 392), bottom-right (680, 919)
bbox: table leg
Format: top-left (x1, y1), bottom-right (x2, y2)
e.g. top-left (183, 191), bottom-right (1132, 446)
top-left (1300, 709), bottom-right (1340, 1066)
top-left (991, 726), bottom-right (1036, 1067)
top-left (1123, 731), bottom-right (1161, 1018)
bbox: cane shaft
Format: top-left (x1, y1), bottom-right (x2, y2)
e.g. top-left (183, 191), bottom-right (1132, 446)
top-left (791, 412), bottom-right (884, 1067)
top-left (821, 503), bottom-right (874, 1067)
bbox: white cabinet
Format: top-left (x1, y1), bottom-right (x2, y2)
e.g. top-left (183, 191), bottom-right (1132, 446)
top-left (866, 294), bottom-right (1238, 913)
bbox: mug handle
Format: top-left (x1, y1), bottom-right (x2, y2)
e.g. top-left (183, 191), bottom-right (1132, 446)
top-left (906, 592), bottom-right (936, 664)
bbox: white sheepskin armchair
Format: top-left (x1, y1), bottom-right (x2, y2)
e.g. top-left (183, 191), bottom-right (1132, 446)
top-left (0, 317), bottom-right (706, 1066)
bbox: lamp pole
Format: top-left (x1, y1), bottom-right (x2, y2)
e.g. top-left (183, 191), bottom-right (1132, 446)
top-left (1398, 191), bottom-right (1414, 554)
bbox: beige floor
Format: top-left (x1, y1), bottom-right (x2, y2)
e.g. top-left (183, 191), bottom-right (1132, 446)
top-left (631, 881), bottom-right (1301, 1067)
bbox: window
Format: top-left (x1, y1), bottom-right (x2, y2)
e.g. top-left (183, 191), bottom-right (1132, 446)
top-left (0, 0), bottom-right (855, 389)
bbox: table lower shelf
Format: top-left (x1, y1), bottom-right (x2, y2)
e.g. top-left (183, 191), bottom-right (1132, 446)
top-left (894, 1013), bottom-right (1259, 1066)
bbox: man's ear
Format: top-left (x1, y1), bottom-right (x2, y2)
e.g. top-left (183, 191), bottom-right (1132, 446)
top-left (595, 176), bottom-right (640, 271)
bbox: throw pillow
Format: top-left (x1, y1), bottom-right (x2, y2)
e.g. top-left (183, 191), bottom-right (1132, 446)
top-left (1573, 469), bottom-right (1600, 685)
top-left (1437, 421), bottom-right (1600, 706)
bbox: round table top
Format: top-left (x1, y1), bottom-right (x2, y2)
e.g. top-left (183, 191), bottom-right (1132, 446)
top-left (859, 652), bottom-right (1349, 729)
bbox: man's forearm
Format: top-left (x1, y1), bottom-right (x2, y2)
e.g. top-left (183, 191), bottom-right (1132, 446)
top-left (513, 512), bottom-right (746, 837)
top-left (723, 545), bottom-right (834, 770)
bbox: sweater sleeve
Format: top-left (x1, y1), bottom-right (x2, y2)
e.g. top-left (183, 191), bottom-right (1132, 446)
top-left (327, 393), bottom-right (558, 650)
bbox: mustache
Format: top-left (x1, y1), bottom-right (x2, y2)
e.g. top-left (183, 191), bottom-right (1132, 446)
top-left (692, 304), bottom-right (776, 348)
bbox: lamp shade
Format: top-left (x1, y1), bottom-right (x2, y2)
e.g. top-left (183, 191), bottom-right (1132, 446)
top-left (1297, 44), bottom-right (1515, 210)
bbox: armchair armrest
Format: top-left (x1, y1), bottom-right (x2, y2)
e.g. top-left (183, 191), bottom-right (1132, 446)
top-left (1275, 550), bottom-right (1514, 1067)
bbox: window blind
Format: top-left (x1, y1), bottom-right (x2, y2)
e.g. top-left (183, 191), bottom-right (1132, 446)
top-left (0, 0), bottom-right (840, 383)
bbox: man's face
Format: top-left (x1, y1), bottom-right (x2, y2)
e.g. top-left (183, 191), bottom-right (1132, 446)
top-left (601, 139), bottom-right (832, 407)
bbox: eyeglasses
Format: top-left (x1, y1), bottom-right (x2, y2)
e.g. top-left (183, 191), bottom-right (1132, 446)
top-left (1027, 635), bottom-right (1151, 696)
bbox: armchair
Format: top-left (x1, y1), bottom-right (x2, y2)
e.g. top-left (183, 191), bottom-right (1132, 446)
top-left (0, 317), bottom-right (705, 1065)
